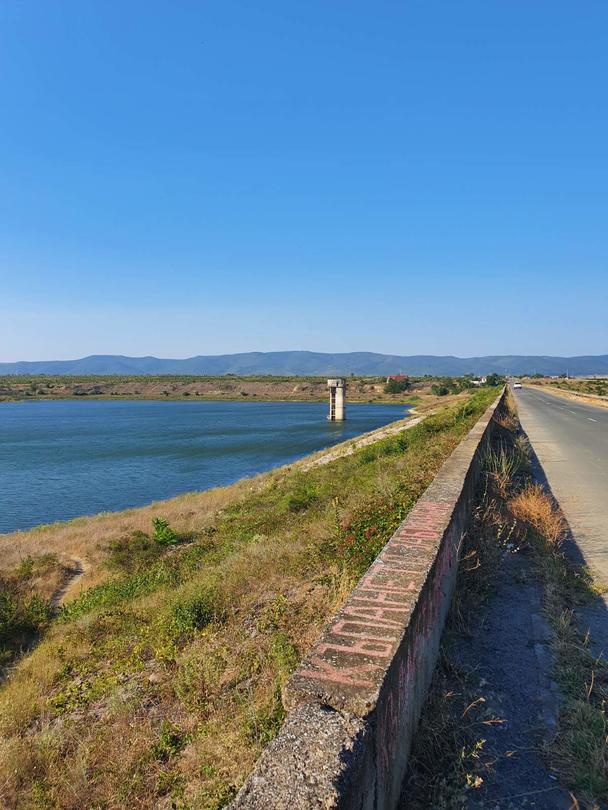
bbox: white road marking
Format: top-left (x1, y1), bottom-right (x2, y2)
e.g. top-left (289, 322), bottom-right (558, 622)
top-left (587, 417), bottom-right (598, 422)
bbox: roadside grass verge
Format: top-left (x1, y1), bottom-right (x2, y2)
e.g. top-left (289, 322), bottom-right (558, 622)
top-left (0, 389), bottom-right (497, 810)
top-left (528, 380), bottom-right (608, 410)
top-left (545, 378), bottom-right (608, 400)
top-left (405, 392), bottom-right (608, 809)
top-left (519, 487), bottom-right (608, 806)
top-left (500, 440), bottom-right (608, 805)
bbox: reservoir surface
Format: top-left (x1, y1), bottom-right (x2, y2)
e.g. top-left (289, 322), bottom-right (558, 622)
top-left (0, 399), bottom-right (409, 533)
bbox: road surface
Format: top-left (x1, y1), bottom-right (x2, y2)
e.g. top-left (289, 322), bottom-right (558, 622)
top-left (514, 386), bottom-right (608, 581)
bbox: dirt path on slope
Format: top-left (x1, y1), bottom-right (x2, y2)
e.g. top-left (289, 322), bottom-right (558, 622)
top-left (51, 555), bottom-right (90, 608)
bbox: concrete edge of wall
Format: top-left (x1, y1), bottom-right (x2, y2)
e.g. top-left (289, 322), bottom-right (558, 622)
top-left (231, 390), bottom-right (507, 810)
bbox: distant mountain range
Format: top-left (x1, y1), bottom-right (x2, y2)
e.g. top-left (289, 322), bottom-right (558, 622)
top-left (1, 352), bottom-right (607, 377)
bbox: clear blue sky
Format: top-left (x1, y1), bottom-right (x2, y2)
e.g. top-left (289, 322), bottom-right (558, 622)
top-left (1, 0), bottom-right (607, 361)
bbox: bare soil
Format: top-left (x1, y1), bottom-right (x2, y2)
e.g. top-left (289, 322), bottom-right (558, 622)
top-left (0, 375), bottom-right (409, 403)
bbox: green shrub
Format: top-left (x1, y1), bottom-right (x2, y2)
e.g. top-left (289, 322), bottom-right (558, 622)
top-left (358, 446), bottom-right (378, 464)
top-left (15, 556), bottom-right (35, 580)
top-left (16, 553), bottom-right (60, 581)
top-left (0, 554), bottom-right (64, 668)
top-left (246, 680), bottom-right (285, 745)
top-left (106, 530), bottom-right (163, 573)
top-left (153, 517), bottom-right (179, 546)
top-left (165, 589), bottom-right (216, 641)
top-left (270, 631), bottom-right (299, 680)
top-left (151, 721), bottom-right (189, 763)
top-left (22, 595), bottom-right (51, 628)
top-left (282, 482), bottom-right (319, 513)
top-left (61, 543), bottom-right (211, 622)
top-left (0, 593), bottom-right (18, 645)
top-left (155, 769), bottom-right (184, 798)
top-left (378, 433), bottom-right (408, 457)
top-left (484, 373), bottom-right (504, 387)
top-left (0, 582), bottom-right (52, 664)
top-left (106, 519), bottom-right (184, 573)
top-left (338, 496), bottom-right (410, 576)
top-left (384, 378), bottom-right (410, 394)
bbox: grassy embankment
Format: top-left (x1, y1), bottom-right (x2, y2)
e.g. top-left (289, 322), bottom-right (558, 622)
top-left (0, 388), bottom-right (497, 809)
top-left (527, 377), bottom-right (608, 406)
top-left (405, 394), bottom-right (608, 809)
top-left (0, 373), bottom-right (476, 407)
top-left (545, 377), bottom-right (608, 398)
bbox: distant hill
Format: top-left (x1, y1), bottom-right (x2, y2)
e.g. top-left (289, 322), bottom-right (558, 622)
top-left (1, 352), bottom-right (607, 377)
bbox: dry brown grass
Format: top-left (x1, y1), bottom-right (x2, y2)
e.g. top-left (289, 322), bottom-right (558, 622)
top-left (0, 474), bottom-right (276, 596)
top-left (508, 483), bottom-right (566, 546)
top-left (493, 408), bottom-right (518, 433)
top-left (0, 526), bottom-right (343, 808)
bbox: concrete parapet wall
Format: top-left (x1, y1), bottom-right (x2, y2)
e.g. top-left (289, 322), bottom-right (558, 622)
top-left (232, 391), bottom-right (506, 810)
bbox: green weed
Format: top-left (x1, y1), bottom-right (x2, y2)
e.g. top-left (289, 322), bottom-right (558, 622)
top-left (151, 720), bottom-right (190, 763)
top-left (153, 517), bottom-right (179, 546)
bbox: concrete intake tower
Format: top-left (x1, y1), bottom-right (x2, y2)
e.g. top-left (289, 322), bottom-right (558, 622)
top-left (327, 378), bottom-right (346, 421)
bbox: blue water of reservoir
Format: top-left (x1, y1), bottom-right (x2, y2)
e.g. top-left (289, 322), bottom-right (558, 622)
top-left (0, 399), bottom-right (410, 533)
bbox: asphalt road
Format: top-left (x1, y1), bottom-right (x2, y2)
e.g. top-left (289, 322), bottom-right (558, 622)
top-left (514, 386), bottom-right (608, 581)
